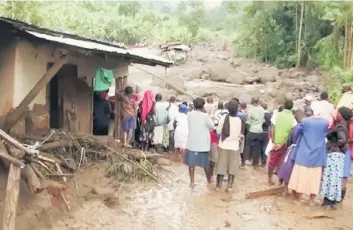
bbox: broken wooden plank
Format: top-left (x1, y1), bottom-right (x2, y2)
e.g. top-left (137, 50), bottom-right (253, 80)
top-left (245, 187), bottom-right (283, 199)
top-left (3, 55), bottom-right (68, 132)
top-left (39, 141), bottom-right (71, 151)
top-left (2, 163), bottom-right (21, 230)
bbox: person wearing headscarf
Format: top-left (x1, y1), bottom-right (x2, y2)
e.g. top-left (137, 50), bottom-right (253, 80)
top-left (139, 90), bottom-right (155, 151)
top-left (288, 108), bottom-right (329, 206)
top-left (185, 97), bottom-right (214, 188)
top-left (174, 104), bottom-right (189, 159)
top-left (335, 106), bottom-right (353, 202)
top-left (215, 100), bottom-right (245, 192)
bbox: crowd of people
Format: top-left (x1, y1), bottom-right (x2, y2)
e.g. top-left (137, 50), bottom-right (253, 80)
top-left (104, 84), bottom-right (353, 210)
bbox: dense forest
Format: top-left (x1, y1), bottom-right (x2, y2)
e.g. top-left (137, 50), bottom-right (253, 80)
top-left (0, 1), bottom-right (352, 101)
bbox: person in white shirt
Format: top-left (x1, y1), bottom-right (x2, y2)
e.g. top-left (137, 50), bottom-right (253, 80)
top-left (174, 104), bottom-right (189, 158)
top-left (167, 96), bottom-right (179, 151)
top-left (215, 100), bottom-right (245, 192)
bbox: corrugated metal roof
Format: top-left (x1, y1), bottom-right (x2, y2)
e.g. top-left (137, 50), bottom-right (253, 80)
top-left (0, 17), bottom-right (173, 67)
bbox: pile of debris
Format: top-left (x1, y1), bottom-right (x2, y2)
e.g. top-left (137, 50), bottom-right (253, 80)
top-left (13, 130), bottom-right (162, 183)
top-left (0, 128), bottom-right (164, 229)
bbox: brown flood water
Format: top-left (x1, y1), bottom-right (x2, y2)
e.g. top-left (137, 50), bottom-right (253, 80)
top-left (46, 162), bottom-right (353, 230)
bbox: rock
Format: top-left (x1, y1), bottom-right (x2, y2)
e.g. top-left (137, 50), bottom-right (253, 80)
top-left (244, 76), bottom-right (260, 84)
top-left (230, 59), bottom-right (241, 68)
top-left (209, 64), bottom-right (232, 82)
top-left (285, 92), bottom-right (295, 101)
top-left (305, 75), bottom-right (320, 82)
top-left (260, 74), bottom-right (275, 83)
top-left (239, 93), bottom-right (252, 104)
top-left (288, 68), bottom-right (305, 79)
top-left (217, 54), bottom-right (229, 61)
top-left (153, 74), bottom-right (186, 92)
top-left (252, 68), bottom-right (259, 73)
top-left (183, 69), bottom-right (204, 81)
top-left (156, 158), bottom-right (172, 166)
top-left (276, 93), bottom-right (286, 105)
top-left (200, 73), bottom-right (210, 80)
top-left (226, 73), bottom-right (245, 84)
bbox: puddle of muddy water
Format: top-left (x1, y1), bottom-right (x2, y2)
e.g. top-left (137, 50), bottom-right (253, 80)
top-left (45, 162), bottom-right (353, 230)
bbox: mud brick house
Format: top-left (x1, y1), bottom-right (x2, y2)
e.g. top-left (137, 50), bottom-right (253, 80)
top-left (0, 17), bottom-right (172, 136)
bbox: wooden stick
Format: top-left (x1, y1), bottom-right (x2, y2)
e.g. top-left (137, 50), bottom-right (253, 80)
top-left (37, 155), bottom-right (57, 164)
top-left (60, 191), bottom-right (71, 211)
top-left (2, 163), bottom-right (21, 230)
top-left (47, 173), bottom-right (74, 177)
top-left (0, 149), bottom-right (25, 168)
top-left (39, 141), bottom-right (71, 151)
top-left (0, 129), bottom-right (37, 155)
top-left (3, 55), bottom-right (68, 132)
top-left (55, 163), bottom-right (67, 182)
top-left (30, 163), bottom-right (45, 180)
top-left (92, 139), bottom-right (159, 182)
top-left (33, 160), bottom-right (53, 173)
top-left (245, 187), bottom-right (283, 199)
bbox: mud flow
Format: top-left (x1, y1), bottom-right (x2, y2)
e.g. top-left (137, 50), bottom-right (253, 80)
top-left (42, 162), bottom-right (352, 230)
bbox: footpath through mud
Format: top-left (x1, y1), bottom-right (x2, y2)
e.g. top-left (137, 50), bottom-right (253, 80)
top-left (42, 161), bottom-right (352, 230)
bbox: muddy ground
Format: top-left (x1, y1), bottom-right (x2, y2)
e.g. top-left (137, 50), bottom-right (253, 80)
top-left (4, 157), bottom-right (351, 230)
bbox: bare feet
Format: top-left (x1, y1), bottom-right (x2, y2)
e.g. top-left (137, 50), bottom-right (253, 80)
top-left (190, 182), bottom-right (195, 189)
top-left (293, 200), bottom-right (302, 206)
top-left (226, 188), bottom-right (232, 193)
top-left (268, 180), bottom-right (275, 186)
top-left (215, 187), bottom-right (221, 192)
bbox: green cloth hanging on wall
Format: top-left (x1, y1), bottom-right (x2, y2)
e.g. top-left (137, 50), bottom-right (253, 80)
top-left (94, 68), bottom-right (113, 91)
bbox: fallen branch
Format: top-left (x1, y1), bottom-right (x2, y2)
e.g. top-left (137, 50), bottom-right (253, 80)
top-left (39, 141), bottom-right (71, 151)
top-left (245, 187), bottom-right (283, 199)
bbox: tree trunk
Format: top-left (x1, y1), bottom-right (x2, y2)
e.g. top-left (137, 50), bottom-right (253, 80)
top-left (295, 4), bottom-right (298, 53)
top-left (296, 1), bottom-right (304, 67)
top-left (344, 16), bottom-right (348, 68)
top-left (348, 24), bottom-right (353, 68)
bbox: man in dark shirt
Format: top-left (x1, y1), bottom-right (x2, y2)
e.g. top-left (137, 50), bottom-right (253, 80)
top-left (93, 90), bottom-right (112, 136)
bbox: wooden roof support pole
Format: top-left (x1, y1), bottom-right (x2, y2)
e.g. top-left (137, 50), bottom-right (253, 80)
top-left (3, 55), bottom-right (69, 132)
top-left (1, 142), bottom-right (21, 230)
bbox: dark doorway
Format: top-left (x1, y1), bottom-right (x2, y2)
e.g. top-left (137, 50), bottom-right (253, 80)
top-left (48, 64), bottom-right (78, 129)
top-left (49, 73), bottom-right (60, 128)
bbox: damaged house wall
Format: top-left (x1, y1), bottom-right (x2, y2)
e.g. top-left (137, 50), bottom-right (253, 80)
top-left (8, 38), bottom-right (129, 134)
top-left (0, 40), bottom-right (16, 118)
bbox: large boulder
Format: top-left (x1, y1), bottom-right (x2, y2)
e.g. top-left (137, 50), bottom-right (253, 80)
top-left (259, 74), bottom-right (275, 83)
top-left (226, 73), bottom-right (245, 84)
top-left (209, 64), bottom-right (232, 82)
top-left (244, 75), bottom-right (260, 84)
top-left (288, 68), bottom-right (306, 79)
top-left (183, 69), bottom-right (204, 81)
